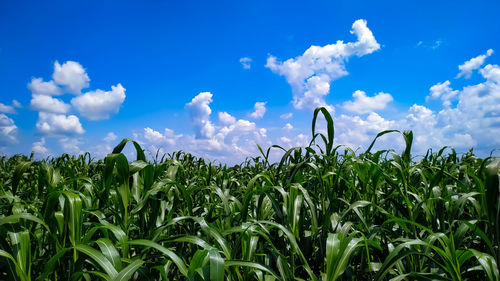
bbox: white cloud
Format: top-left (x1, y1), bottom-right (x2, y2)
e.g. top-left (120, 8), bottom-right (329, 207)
top-left (431, 40), bottom-right (442, 49)
top-left (335, 112), bottom-right (397, 149)
top-left (36, 112), bottom-right (85, 136)
top-left (218, 112), bottom-right (236, 125)
top-left (28, 78), bottom-right (62, 96)
top-left (457, 49), bottom-right (494, 79)
top-left (356, 60), bottom-right (500, 154)
top-left (144, 127), bottom-right (180, 146)
top-left (342, 90), bottom-right (393, 114)
top-left (137, 93), bottom-right (274, 164)
top-left (481, 63), bottom-right (500, 83)
top-left (71, 84), bottom-right (126, 120)
top-left (266, 19), bottom-right (379, 111)
top-left (32, 138), bottom-right (49, 157)
top-left (0, 113), bottom-right (17, 145)
top-left (138, 122), bottom-right (271, 164)
top-left (12, 100), bottom-right (21, 108)
top-left (52, 61), bottom-right (90, 94)
top-left (30, 94), bottom-right (71, 114)
top-left (0, 102), bottom-right (15, 114)
top-left (280, 136), bottom-right (291, 144)
top-left (239, 57), bottom-right (252, 69)
top-left (27, 60), bottom-right (127, 138)
top-left (144, 127), bottom-right (165, 143)
top-left (59, 137), bottom-right (83, 155)
top-left (331, 72), bottom-right (499, 154)
top-left (427, 80), bottom-right (459, 107)
top-left (91, 132), bottom-right (120, 159)
top-left (0, 113), bottom-right (15, 127)
top-left (104, 132), bottom-right (117, 142)
top-left (186, 92), bottom-right (215, 139)
top-left (294, 134), bottom-right (310, 147)
top-left (280, 112), bottom-right (293, 119)
top-left (400, 104), bottom-right (443, 152)
top-left (283, 123), bottom-right (293, 131)
top-left (217, 119), bottom-right (258, 144)
top-left (250, 102), bottom-right (267, 119)
top-left (435, 64), bottom-right (500, 147)
top-left (259, 128), bottom-right (267, 138)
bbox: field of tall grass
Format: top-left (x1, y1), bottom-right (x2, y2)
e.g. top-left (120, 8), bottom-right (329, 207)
top-left (1, 107), bottom-right (499, 280)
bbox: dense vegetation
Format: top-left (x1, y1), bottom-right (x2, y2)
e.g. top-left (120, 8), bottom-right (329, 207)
top-left (1, 108), bottom-right (499, 281)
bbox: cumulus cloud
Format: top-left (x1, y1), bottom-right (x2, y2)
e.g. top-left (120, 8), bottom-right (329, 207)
top-left (436, 64), bottom-right (500, 147)
top-left (218, 112), bottom-right (236, 125)
top-left (59, 137), bottom-right (83, 155)
top-left (28, 78), bottom-right (62, 96)
top-left (0, 102), bottom-right (16, 114)
top-left (266, 19), bottom-right (380, 111)
top-left (30, 94), bottom-right (71, 114)
top-left (132, 56), bottom-right (498, 162)
top-left (427, 80), bottom-right (459, 107)
top-left (36, 112), bottom-right (84, 136)
top-left (399, 104), bottom-right (443, 151)
top-left (336, 60), bottom-right (500, 154)
top-left (0, 113), bottom-right (17, 145)
top-left (136, 92), bottom-right (274, 164)
top-left (186, 92), bottom-right (215, 139)
top-left (283, 123), bottom-right (293, 131)
top-left (279, 133), bottom-right (309, 149)
top-left (71, 84), bottom-right (126, 120)
top-left (342, 90), bottom-right (393, 114)
top-left (90, 132), bottom-right (120, 158)
top-left (26, 60), bottom-right (126, 141)
top-left (457, 49), bottom-right (494, 79)
top-left (250, 102), bottom-right (267, 119)
top-left (144, 127), bottom-right (181, 146)
top-left (52, 61), bottom-right (90, 94)
top-left (217, 119), bottom-right (258, 145)
top-left (280, 136), bottom-right (291, 144)
top-left (139, 123), bottom-right (270, 164)
top-left (32, 138), bottom-right (49, 157)
top-left (481, 63), bottom-right (500, 83)
top-left (335, 112), bottom-right (396, 148)
top-left (12, 100), bottom-right (21, 108)
top-left (104, 132), bottom-right (117, 142)
top-left (332, 70), bottom-right (498, 154)
top-left (239, 57), bottom-right (252, 69)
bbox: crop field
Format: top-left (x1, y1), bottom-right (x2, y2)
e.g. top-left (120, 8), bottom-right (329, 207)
top-left (0, 108), bottom-right (499, 281)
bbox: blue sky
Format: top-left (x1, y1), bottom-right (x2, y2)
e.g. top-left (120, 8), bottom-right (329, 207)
top-left (1, 0), bottom-right (499, 163)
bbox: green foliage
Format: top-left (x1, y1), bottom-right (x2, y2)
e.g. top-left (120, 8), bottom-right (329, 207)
top-left (0, 107), bottom-right (498, 280)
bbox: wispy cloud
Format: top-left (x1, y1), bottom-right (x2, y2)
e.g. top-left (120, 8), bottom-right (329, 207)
top-left (239, 57), bottom-right (252, 69)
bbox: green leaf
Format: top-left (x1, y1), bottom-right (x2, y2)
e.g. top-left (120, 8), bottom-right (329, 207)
top-left (225, 260), bottom-right (281, 280)
top-left (325, 232), bottom-right (363, 281)
top-left (470, 249), bottom-right (499, 281)
top-left (97, 238), bottom-right (123, 272)
top-left (209, 249), bottom-right (224, 281)
top-left (0, 213), bottom-right (49, 230)
top-left (311, 107), bottom-right (334, 155)
top-left (126, 239), bottom-right (188, 277)
top-left (75, 244), bottom-right (118, 279)
top-left (112, 259), bottom-right (144, 281)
